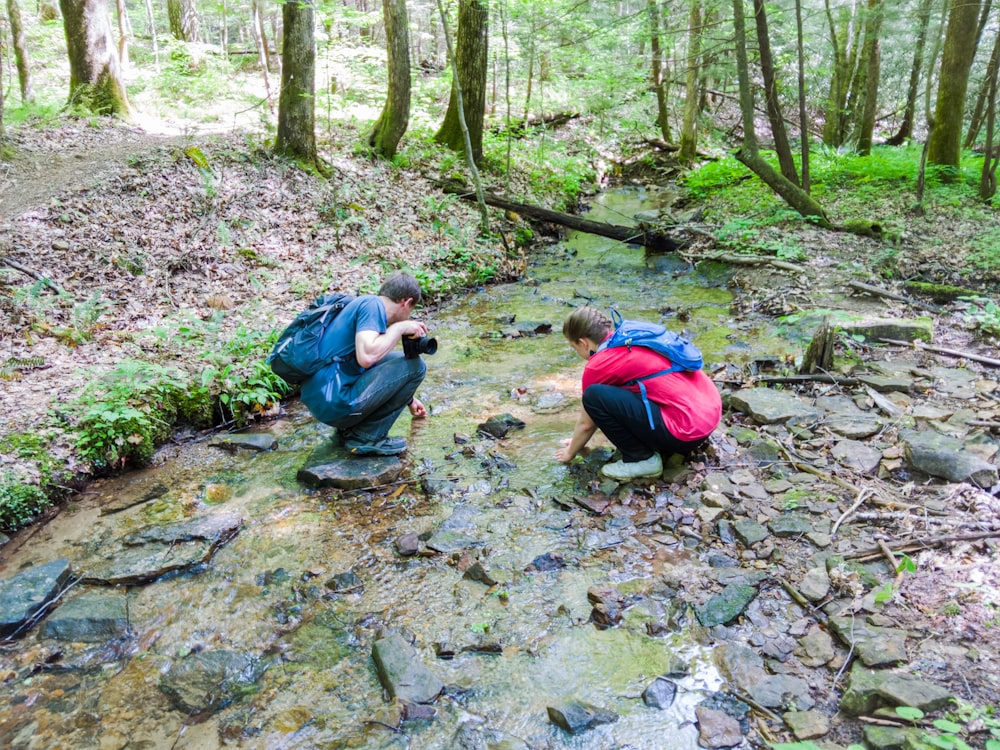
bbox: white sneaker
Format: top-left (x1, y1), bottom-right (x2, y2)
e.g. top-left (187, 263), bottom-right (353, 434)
top-left (600, 453), bottom-right (663, 480)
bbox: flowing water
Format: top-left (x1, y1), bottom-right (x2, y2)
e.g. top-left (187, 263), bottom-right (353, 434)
top-left (0, 188), bottom-right (801, 749)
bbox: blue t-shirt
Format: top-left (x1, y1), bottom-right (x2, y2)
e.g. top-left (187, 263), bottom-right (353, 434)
top-left (300, 295), bottom-right (386, 423)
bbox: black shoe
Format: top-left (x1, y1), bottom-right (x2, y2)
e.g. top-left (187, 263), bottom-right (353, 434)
top-left (346, 435), bottom-right (408, 456)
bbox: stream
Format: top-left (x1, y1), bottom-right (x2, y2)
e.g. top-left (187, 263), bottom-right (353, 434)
top-left (1, 187), bottom-right (807, 749)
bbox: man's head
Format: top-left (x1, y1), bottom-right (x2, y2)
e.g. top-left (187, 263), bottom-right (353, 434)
top-left (379, 272), bottom-right (423, 306)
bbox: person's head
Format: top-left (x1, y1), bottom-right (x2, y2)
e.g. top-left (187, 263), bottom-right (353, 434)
top-left (379, 271), bottom-right (422, 322)
top-left (563, 306), bottom-right (612, 359)
top-left (379, 271), bottom-right (423, 305)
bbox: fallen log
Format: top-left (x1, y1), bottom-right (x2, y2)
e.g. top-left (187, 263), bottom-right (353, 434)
top-left (879, 338), bottom-right (1000, 367)
top-left (437, 181), bottom-right (686, 253)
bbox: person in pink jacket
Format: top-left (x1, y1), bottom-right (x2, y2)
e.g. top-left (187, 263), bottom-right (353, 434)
top-left (555, 306), bottom-right (721, 480)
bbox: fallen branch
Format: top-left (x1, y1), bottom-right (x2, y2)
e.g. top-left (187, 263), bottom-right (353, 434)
top-left (847, 280), bottom-right (941, 312)
top-left (757, 374), bottom-right (861, 386)
top-left (832, 488), bottom-right (873, 537)
top-left (1, 256), bottom-right (66, 294)
top-left (845, 529), bottom-right (1000, 560)
top-left (687, 251), bottom-right (806, 276)
top-left (879, 338), bottom-right (1000, 368)
top-left (775, 576), bottom-right (828, 624)
top-left (968, 420), bottom-right (1000, 430)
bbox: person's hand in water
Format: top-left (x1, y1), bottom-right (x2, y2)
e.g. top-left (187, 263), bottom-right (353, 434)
top-left (409, 398), bottom-right (428, 419)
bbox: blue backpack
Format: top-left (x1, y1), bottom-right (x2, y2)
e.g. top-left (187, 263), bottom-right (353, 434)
top-left (267, 293), bottom-right (355, 384)
top-left (597, 309), bottom-right (704, 429)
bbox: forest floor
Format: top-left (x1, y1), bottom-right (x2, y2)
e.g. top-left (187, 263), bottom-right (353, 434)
top-left (1, 117), bottom-right (999, 747)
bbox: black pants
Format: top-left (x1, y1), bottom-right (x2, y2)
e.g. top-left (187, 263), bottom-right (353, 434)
top-left (582, 383), bottom-right (703, 462)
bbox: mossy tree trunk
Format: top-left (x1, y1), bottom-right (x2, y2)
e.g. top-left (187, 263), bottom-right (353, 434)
top-left (927, 0), bottom-right (983, 171)
top-left (369, 0), bottom-right (410, 159)
top-left (166, 0), bottom-right (199, 42)
top-left (59, 0), bottom-right (132, 117)
top-left (7, 0), bottom-right (34, 104)
top-left (821, 0), bottom-right (851, 147)
top-left (434, 0), bottom-right (488, 166)
top-left (648, 0), bottom-right (671, 144)
top-left (275, 0), bottom-right (317, 168)
top-left (679, 0), bottom-right (702, 163)
top-left (855, 0), bottom-right (883, 156)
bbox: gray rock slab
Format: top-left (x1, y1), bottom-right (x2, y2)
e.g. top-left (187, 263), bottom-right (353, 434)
top-left (733, 519), bottom-right (769, 547)
top-left (748, 674), bottom-right (815, 711)
top-left (210, 432), bottom-right (278, 452)
top-left (39, 590), bottom-right (130, 642)
top-left (546, 700), bottom-right (619, 735)
top-left (695, 706), bottom-right (744, 749)
top-left (902, 430), bottom-right (998, 487)
top-left (695, 584), bottom-right (758, 627)
top-left (841, 662), bottom-right (952, 715)
top-left (0, 559), bottom-right (73, 639)
top-left (839, 316), bottom-right (934, 344)
top-left (297, 442), bottom-right (404, 490)
top-left (729, 388), bottom-right (821, 425)
top-left (371, 632), bottom-right (444, 704)
top-left (828, 616), bottom-right (909, 667)
top-left (159, 650), bottom-right (266, 714)
top-left (832, 439), bottom-right (882, 474)
top-left (81, 512), bottom-right (243, 586)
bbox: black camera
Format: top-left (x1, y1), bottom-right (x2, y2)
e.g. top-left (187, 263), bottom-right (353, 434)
top-left (402, 335), bottom-right (438, 359)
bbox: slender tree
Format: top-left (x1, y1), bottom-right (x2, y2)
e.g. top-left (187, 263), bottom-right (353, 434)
top-left (648, 0), bottom-right (671, 143)
top-left (821, 0), bottom-right (851, 147)
top-left (275, 0), bottom-right (318, 167)
top-left (679, 0), bottom-right (702, 163)
top-left (59, 0), bottom-right (132, 116)
top-left (753, 0), bottom-right (797, 183)
top-left (979, 28), bottom-right (1000, 199)
top-left (732, 0), bottom-right (829, 226)
top-left (887, 0), bottom-right (933, 146)
top-left (369, 0), bottom-right (411, 158)
top-left (114, 0), bottom-right (132, 69)
top-left (7, 0), bottom-right (34, 104)
top-left (794, 0), bottom-right (808, 192)
top-left (855, 0), bottom-right (884, 155)
top-left (434, 0), bottom-right (489, 166)
top-left (928, 0), bottom-right (983, 170)
top-left (966, 17), bottom-right (1000, 147)
top-left (143, 0), bottom-right (158, 67)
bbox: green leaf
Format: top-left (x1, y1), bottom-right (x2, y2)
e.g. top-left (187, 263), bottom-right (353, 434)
top-left (933, 720), bottom-right (963, 734)
top-left (896, 706), bottom-right (926, 722)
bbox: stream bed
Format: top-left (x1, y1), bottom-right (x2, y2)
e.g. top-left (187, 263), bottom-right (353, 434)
top-left (1, 188), bottom-right (853, 750)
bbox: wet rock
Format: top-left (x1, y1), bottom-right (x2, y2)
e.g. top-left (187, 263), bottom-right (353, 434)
top-left (703, 472), bottom-right (736, 496)
top-left (839, 316), bottom-right (933, 344)
top-left (641, 676), bottom-right (677, 709)
top-left (901, 430), bottom-right (998, 487)
top-left (733, 519), bottom-right (769, 547)
top-left (421, 477), bottom-right (463, 497)
top-left (695, 584), bottom-right (758, 627)
top-left (546, 700), bottom-right (619, 735)
top-left (395, 533), bottom-right (421, 556)
top-left (99, 478), bottom-right (169, 514)
top-left (784, 709), bottom-right (830, 740)
top-left (462, 561), bottom-right (498, 587)
top-left (401, 701), bottom-right (436, 721)
top-left (589, 602), bottom-right (622, 630)
top-left (798, 567), bottom-right (831, 602)
top-left (0, 532), bottom-right (9, 547)
top-left (828, 616), bottom-right (909, 667)
top-left (525, 552), bottom-right (565, 572)
top-left (728, 388), bottom-right (822, 425)
top-left (532, 391), bottom-right (568, 413)
top-left (425, 506), bottom-right (482, 554)
top-left (817, 396), bottom-right (882, 439)
top-left (202, 483), bottom-right (233, 504)
top-left (840, 662), bottom-right (953, 715)
top-left (795, 625), bottom-right (836, 667)
top-left (38, 590), bottom-right (130, 642)
top-left (476, 414), bottom-right (526, 439)
top-left (749, 674), bottom-right (815, 711)
top-left (714, 643), bottom-right (767, 695)
top-left (210, 432), bottom-right (278, 452)
top-left (857, 374), bottom-right (913, 394)
top-left (832, 439), bottom-right (883, 474)
top-left (297, 443), bottom-right (404, 490)
top-left (81, 512), bottom-right (243, 586)
top-left (435, 642), bottom-right (457, 660)
top-left (862, 723), bottom-right (923, 750)
top-left (0, 559), bottom-right (73, 639)
top-left (768, 514), bottom-right (815, 537)
top-left (695, 706), bottom-right (743, 749)
top-left (371, 632), bottom-right (444, 704)
top-left (574, 495), bottom-right (612, 514)
top-left (159, 650), bottom-right (266, 714)
top-left (326, 571), bottom-right (363, 594)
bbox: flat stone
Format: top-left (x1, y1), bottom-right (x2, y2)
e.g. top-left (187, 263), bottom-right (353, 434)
top-left (839, 316), bottom-right (934, 344)
top-left (902, 430), bottom-right (998, 487)
top-left (784, 709), bottom-right (830, 740)
top-left (832, 439), bottom-right (882, 474)
top-left (728, 388), bottom-right (821, 425)
top-left (546, 700), bottom-right (618, 735)
top-left (0, 559), bottom-right (73, 639)
top-left (297, 442), bottom-right (404, 490)
top-left (210, 432), bottom-right (278, 452)
top-left (371, 632), bottom-right (444, 704)
top-left (39, 590), bottom-right (130, 642)
top-left (695, 584), bottom-right (758, 627)
top-left (159, 650), bottom-right (266, 714)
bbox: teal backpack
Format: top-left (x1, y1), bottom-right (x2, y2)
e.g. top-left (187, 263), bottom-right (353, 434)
top-left (267, 293), bottom-right (355, 384)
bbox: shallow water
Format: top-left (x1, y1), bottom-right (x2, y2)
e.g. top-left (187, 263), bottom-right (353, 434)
top-left (0, 187), bottom-right (800, 749)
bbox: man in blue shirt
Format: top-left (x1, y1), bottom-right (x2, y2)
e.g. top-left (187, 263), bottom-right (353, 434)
top-left (300, 272), bottom-right (429, 456)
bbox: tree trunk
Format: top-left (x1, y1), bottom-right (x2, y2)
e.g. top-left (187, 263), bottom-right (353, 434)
top-left (368, 0), bottom-right (410, 159)
top-left (143, 0), bottom-right (158, 67)
top-left (928, 0), bottom-right (983, 170)
top-left (855, 0), bottom-right (883, 156)
top-left (166, 0), bottom-right (199, 42)
top-left (732, 0), bottom-right (830, 227)
top-left (7, 0), bottom-right (34, 104)
top-left (434, 0), bottom-right (489, 166)
top-left (886, 0), bottom-right (932, 146)
top-left (967, 25), bottom-right (1000, 148)
top-left (114, 0), bottom-right (131, 69)
top-left (275, 0), bottom-right (317, 166)
top-left (648, 0), bottom-right (671, 143)
top-left (794, 0), bottom-right (808, 191)
top-left (753, 0), bottom-right (797, 183)
top-left (821, 0), bottom-right (850, 147)
top-left (679, 0), bottom-right (702, 164)
top-left (59, 0), bottom-right (132, 117)
top-left (252, 0), bottom-right (273, 107)
top-left (980, 29), bottom-right (1000, 199)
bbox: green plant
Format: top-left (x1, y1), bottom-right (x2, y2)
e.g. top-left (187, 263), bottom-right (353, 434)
top-left (0, 473), bottom-right (52, 531)
top-left (895, 702), bottom-right (1000, 750)
top-left (959, 296), bottom-right (1000, 338)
